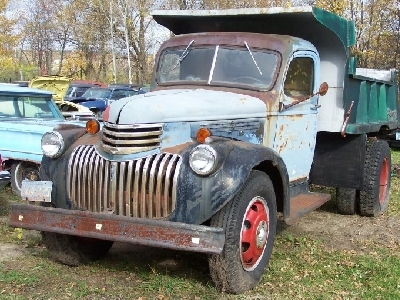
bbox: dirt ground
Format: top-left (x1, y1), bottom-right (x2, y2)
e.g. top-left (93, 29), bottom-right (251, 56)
top-left (279, 209), bottom-right (400, 252)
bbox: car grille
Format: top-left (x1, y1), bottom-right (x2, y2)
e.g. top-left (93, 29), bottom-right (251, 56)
top-left (101, 122), bottom-right (163, 155)
top-left (67, 145), bottom-right (181, 219)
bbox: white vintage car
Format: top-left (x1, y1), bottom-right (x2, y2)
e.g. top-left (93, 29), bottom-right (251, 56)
top-left (29, 76), bottom-right (95, 120)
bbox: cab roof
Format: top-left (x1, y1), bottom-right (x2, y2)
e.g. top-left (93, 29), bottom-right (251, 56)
top-left (0, 84), bottom-right (53, 97)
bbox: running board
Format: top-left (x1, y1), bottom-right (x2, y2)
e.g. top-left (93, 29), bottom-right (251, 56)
top-left (284, 192), bottom-right (331, 225)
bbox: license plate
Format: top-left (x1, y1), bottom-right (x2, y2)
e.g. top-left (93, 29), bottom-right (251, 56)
top-left (396, 132), bottom-right (400, 140)
top-left (21, 181), bottom-right (52, 202)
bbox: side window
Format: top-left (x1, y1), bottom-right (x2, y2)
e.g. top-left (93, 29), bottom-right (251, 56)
top-left (284, 57), bottom-right (314, 98)
top-left (0, 96), bottom-right (16, 116)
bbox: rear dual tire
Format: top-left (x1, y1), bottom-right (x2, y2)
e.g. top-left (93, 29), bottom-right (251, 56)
top-left (335, 139), bottom-right (391, 217)
top-left (359, 139), bottom-right (391, 216)
top-left (336, 187), bottom-right (358, 215)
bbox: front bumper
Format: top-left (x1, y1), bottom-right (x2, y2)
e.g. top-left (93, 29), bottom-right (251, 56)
top-left (9, 204), bottom-right (225, 254)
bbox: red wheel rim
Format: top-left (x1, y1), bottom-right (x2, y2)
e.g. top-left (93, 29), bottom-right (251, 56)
top-left (240, 197), bottom-right (269, 271)
top-left (379, 157), bottom-right (389, 204)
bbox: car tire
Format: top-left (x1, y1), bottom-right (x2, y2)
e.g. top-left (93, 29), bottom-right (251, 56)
top-left (359, 139), bottom-right (391, 216)
top-left (11, 161), bottom-right (40, 197)
top-left (336, 187), bottom-right (359, 215)
top-left (208, 170), bottom-right (277, 294)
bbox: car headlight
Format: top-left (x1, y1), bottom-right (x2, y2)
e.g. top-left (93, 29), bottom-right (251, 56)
top-left (41, 131), bottom-right (65, 158)
top-left (189, 144), bottom-right (218, 175)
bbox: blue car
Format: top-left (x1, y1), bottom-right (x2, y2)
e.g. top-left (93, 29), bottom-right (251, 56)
top-left (74, 86), bottom-right (146, 119)
top-left (0, 85), bottom-right (85, 196)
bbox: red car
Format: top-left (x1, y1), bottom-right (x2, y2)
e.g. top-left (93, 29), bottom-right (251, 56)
top-left (0, 154), bottom-right (11, 190)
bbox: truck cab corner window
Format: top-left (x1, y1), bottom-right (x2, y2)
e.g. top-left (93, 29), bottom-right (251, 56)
top-left (284, 57), bottom-right (314, 98)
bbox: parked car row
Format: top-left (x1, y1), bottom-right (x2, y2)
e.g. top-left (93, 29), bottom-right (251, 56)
top-left (64, 81), bottom-right (105, 102)
top-left (68, 85), bottom-right (146, 119)
top-left (0, 81), bottom-right (147, 195)
top-left (28, 76), bottom-right (147, 120)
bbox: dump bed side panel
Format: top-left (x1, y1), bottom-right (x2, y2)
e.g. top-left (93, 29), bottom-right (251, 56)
top-left (344, 69), bottom-right (398, 134)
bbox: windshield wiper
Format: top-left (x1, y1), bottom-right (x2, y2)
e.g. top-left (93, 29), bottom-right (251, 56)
top-left (208, 45), bottom-right (219, 84)
top-left (244, 41), bottom-right (263, 75)
top-left (162, 39), bottom-right (194, 75)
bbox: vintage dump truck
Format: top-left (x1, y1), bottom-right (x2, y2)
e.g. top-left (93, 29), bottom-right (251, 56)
top-left (10, 7), bottom-right (398, 294)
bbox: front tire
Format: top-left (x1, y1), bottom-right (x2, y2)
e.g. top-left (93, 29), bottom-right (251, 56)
top-left (208, 170), bottom-right (277, 294)
top-left (11, 161), bottom-right (40, 197)
top-left (41, 232), bottom-right (114, 266)
top-left (359, 139), bottom-right (391, 216)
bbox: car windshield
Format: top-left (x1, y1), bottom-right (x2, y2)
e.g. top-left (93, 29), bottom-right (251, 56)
top-left (67, 86), bottom-right (92, 97)
top-left (110, 89), bottom-right (139, 100)
top-left (157, 45), bottom-right (280, 90)
top-left (82, 88), bottom-right (111, 98)
top-left (0, 95), bottom-right (63, 119)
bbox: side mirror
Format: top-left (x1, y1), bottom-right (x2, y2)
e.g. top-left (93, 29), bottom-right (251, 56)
top-left (279, 82), bottom-right (329, 112)
top-left (318, 82), bottom-right (329, 96)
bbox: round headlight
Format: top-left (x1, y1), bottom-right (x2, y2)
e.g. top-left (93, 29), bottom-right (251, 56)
top-left (189, 144), bottom-right (217, 175)
top-left (41, 131), bottom-right (65, 158)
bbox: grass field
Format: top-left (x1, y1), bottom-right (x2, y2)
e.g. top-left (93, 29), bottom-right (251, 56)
top-left (0, 150), bottom-right (399, 299)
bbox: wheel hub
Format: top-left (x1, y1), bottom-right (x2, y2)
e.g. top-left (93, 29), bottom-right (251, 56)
top-left (25, 171), bottom-right (39, 181)
top-left (240, 197), bottom-right (269, 270)
top-left (256, 221), bottom-right (268, 248)
top-left (379, 157), bottom-right (389, 204)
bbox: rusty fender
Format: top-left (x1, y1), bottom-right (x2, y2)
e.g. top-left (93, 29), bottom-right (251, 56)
top-left (172, 138), bottom-right (289, 224)
top-left (9, 203), bottom-right (225, 254)
top-left (53, 123), bottom-right (87, 146)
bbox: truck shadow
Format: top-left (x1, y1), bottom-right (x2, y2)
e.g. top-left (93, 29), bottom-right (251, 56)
top-left (104, 241), bottom-right (212, 286)
top-left (103, 198), bottom-right (339, 286)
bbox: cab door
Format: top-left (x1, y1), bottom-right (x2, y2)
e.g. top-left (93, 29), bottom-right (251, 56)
top-left (273, 51), bottom-right (320, 182)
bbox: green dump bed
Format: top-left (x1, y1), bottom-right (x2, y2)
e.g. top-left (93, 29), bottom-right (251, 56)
top-left (345, 67), bottom-right (399, 134)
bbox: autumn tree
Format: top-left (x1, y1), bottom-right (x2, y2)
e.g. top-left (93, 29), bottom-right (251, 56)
top-left (109, 0), bottom-right (158, 84)
top-left (0, 0), bottom-right (20, 81)
top-left (8, 0), bottom-right (400, 84)
top-left (19, 0), bottom-right (58, 76)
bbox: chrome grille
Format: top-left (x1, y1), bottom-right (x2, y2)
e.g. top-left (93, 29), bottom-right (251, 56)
top-left (102, 122), bottom-right (163, 155)
top-left (67, 145), bottom-right (181, 219)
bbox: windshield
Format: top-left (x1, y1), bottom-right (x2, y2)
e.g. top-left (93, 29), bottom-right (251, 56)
top-left (157, 45), bottom-right (280, 90)
top-left (0, 96), bottom-right (63, 119)
top-left (82, 88), bottom-right (111, 99)
top-left (67, 86), bottom-right (92, 97)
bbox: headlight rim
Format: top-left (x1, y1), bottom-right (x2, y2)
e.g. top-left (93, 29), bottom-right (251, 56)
top-left (189, 144), bottom-right (218, 176)
top-left (41, 131), bottom-right (65, 158)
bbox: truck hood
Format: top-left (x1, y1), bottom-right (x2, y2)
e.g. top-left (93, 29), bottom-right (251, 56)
top-left (107, 89), bottom-right (266, 124)
top-left (29, 76), bottom-right (71, 102)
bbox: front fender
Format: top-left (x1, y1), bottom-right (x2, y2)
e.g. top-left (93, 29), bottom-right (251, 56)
top-left (171, 139), bottom-right (289, 224)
